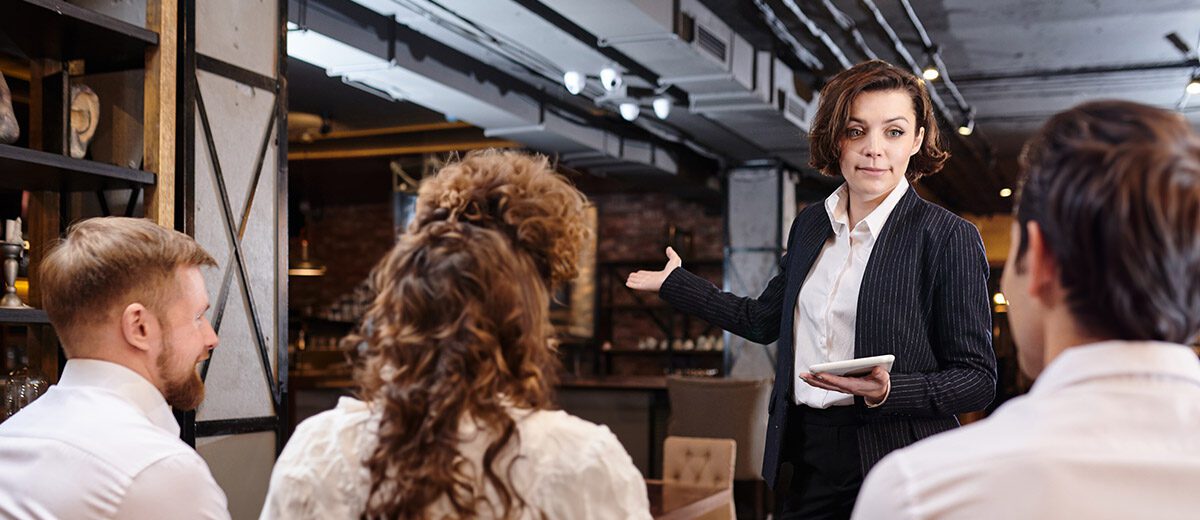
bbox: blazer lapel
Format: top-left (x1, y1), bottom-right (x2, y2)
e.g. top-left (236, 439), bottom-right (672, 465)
top-left (777, 210), bottom-right (834, 379)
top-left (786, 217), bottom-right (834, 305)
top-left (855, 188), bottom-right (920, 356)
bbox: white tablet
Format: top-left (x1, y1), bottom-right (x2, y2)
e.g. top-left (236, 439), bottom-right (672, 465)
top-left (808, 354), bottom-right (895, 377)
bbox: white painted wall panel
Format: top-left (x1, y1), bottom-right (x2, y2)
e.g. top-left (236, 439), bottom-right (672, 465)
top-left (192, 70), bottom-right (279, 421)
top-left (726, 167), bottom-right (784, 379)
top-left (197, 0), bottom-right (278, 77)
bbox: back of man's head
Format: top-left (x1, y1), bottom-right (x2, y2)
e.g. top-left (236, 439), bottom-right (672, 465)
top-left (1014, 100), bottom-right (1200, 344)
top-left (40, 217), bottom-right (216, 354)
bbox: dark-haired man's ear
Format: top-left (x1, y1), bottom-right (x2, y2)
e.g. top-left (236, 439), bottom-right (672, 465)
top-left (121, 303), bottom-right (159, 354)
top-left (1023, 221), bottom-right (1060, 307)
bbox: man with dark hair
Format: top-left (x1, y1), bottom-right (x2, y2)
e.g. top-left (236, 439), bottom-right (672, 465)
top-left (853, 100), bottom-right (1200, 519)
top-left (0, 217), bottom-right (229, 519)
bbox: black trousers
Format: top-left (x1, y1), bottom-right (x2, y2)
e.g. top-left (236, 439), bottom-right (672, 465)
top-left (778, 404), bottom-right (864, 520)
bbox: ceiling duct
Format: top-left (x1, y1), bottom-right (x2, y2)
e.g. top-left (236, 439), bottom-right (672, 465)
top-left (289, 0), bottom-right (679, 175)
top-left (542, 0), bottom-right (816, 168)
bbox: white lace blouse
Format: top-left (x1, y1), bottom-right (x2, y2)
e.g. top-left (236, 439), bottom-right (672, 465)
top-left (261, 397), bottom-right (651, 519)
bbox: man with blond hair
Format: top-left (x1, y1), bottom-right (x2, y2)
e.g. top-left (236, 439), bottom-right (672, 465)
top-left (0, 217), bottom-right (229, 519)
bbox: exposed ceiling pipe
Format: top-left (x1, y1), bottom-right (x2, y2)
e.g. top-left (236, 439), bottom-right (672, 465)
top-left (857, 0), bottom-right (958, 128)
top-left (820, 0), bottom-right (878, 62)
top-left (857, 0), bottom-right (1000, 202)
top-left (898, 0), bottom-right (969, 113)
top-left (750, 0), bottom-right (825, 72)
top-left (954, 58), bottom-right (1200, 83)
top-left (778, 0), bottom-right (853, 70)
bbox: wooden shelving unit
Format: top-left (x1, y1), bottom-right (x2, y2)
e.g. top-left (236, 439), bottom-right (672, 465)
top-left (0, 0), bottom-right (158, 73)
top-left (0, 0), bottom-right (175, 389)
top-left (0, 144), bottom-right (155, 191)
top-left (0, 308), bottom-right (50, 324)
top-left (595, 257), bottom-right (726, 376)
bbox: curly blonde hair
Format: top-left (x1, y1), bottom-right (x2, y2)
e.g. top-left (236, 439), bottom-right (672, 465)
top-left (352, 150), bottom-right (589, 519)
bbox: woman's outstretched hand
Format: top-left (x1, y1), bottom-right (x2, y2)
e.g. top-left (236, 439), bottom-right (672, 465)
top-left (625, 247), bottom-right (682, 293)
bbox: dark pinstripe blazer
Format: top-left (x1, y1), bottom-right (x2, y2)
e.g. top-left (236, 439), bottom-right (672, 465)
top-left (659, 187), bottom-right (997, 488)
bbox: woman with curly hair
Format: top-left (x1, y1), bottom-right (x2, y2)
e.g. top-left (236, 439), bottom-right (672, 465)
top-left (261, 151), bottom-right (650, 519)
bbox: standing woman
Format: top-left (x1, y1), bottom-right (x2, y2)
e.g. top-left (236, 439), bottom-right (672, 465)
top-left (627, 60), bottom-right (996, 519)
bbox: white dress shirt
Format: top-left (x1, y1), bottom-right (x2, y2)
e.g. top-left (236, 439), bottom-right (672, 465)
top-left (0, 359), bottom-right (229, 520)
top-left (853, 341), bottom-right (1200, 520)
top-left (794, 178), bottom-right (909, 407)
top-left (262, 396), bottom-right (651, 519)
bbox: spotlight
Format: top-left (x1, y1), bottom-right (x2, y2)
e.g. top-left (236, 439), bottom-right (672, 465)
top-left (652, 97), bottom-right (671, 119)
top-left (619, 102), bottom-right (639, 121)
top-left (563, 71), bottom-right (585, 95)
top-left (999, 188), bottom-right (1012, 198)
top-left (1187, 75), bottom-right (1200, 95)
top-left (993, 292), bottom-right (1007, 305)
top-left (922, 66), bottom-right (939, 81)
top-left (957, 117), bottom-right (975, 136)
top-left (600, 67), bottom-right (622, 92)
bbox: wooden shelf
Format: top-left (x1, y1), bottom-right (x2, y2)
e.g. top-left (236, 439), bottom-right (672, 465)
top-left (599, 259), bottom-right (724, 269)
top-left (0, 307), bottom-right (50, 324)
top-left (298, 316), bottom-right (359, 327)
top-left (0, 144), bottom-right (155, 191)
top-left (0, 0), bottom-right (158, 73)
top-left (558, 375), bottom-right (667, 391)
top-left (604, 304), bottom-right (671, 311)
top-left (605, 349), bottom-right (724, 356)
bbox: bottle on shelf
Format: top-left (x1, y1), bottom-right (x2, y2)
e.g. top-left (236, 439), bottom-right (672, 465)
top-left (3, 346), bottom-right (48, 419)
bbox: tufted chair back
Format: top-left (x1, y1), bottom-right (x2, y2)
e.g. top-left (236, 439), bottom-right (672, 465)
top-left (662, 436), bottom-right (736, 519)
top-left (663, 436), bottom-right (736, 487)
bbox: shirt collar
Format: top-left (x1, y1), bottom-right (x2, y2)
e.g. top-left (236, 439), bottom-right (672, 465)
top-left (1030, 340), bottom-right (1200, 395)
top-left (823, 177), bottom-right (910, 239)
top-left (57, 359), bottom-right (180, 436)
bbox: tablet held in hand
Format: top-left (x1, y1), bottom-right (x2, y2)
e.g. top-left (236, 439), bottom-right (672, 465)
top-left (808, 354), bottom-right (895, 377)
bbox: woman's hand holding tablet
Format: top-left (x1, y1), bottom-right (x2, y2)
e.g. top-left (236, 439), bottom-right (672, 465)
top-left (808, 354), bottom-right (895, 377)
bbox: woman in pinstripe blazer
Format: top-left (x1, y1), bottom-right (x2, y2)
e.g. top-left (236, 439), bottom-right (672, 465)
top-left (628, 60), bottom-right (997, 520)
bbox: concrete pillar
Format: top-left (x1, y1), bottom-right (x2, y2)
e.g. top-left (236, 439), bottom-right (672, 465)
top-left (724, 164), bottom-right (795, 379)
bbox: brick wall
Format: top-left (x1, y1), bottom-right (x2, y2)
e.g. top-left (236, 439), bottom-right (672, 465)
top-left (288, 186), bottom-right (728, 376)
top-left (289, 202), bottom-right (394, 317)
top-left (594, 192), bottom-right (724, 262)
top-left (590, 193), bottom-right (725, 375)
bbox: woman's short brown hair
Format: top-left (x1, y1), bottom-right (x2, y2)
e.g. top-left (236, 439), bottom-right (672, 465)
top-left (808, 59), bottom-right (949, 181)
top-left (1014, 100), bottom-right (1200, 344)
top-left (40, 217), bottom-right (216, 348)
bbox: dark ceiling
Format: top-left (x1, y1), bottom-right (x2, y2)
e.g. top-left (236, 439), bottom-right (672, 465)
top-left (694, 0), bottom-right (1200, 213)
top-left (287, 0), bottom-right (1200, 215)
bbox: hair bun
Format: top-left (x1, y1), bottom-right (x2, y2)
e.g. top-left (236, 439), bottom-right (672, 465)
top-left (412, 150), bottom-right (589, 285)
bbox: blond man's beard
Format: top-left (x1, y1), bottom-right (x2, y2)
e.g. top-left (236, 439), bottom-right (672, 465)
top-left (157, 342), bottom-right (205, 411)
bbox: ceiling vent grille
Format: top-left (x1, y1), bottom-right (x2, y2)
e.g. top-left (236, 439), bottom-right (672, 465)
top-left (695, 24), bottom-right (727, 63)
top-left (780, 90), bottom-right (815, 132)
